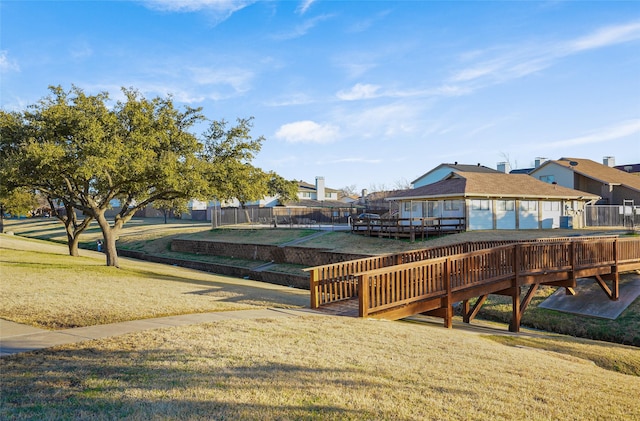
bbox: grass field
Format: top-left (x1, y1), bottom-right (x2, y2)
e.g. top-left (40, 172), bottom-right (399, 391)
top-left (4, 217), bottom-right (640, 346)
top-left (0, 235), bottom-right (308, 329)
top-left (2, 232), bottom-right (640, 419)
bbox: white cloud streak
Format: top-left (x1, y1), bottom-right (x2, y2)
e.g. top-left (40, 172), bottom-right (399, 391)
top-left (449, 20), bottom-right (640, 91)
top-left (297, 0), bottom-right (316, 15)
top-left (540, 119), bottom-right (640, 149)
top-left (272, 14), bottom-right (334, 40)
top-left (0, 50), bottom-right (20, 72)
top-left (275, 120), bottom-right (340, 143)
top-left (141, 0), bottom-right (256, 25)
top-left (336, 83), bottom-right (381, 100)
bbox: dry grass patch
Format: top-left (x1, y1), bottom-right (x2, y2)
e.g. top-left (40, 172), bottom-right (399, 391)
top-left (486, 334), bottom-right (640, 376)
top-left (2, 316), bottom-right (639, 420)
top-left (0, 235), bottom-right (307, 329)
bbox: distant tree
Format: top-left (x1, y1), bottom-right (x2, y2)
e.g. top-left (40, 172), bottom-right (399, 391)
top-left (267, 171), bottom-right (298, 204)
top-left (339, 184), bottom-right (358, 198)
top-left (201, 118), bottom-right (278, 223)
top-left (0, 188), bottom-right (37, 233)
top-left (368, 182), bottom-right (388, 193)
top-left (153, 198), bottom-right (189, 224)
top-left (0, 108), bottom-right (93, 252)
top-left (393, 178), bottom-right (411, 190)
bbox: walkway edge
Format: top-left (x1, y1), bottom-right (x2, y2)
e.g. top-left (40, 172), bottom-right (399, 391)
top-left (0, 308), bottom-right (325, 357)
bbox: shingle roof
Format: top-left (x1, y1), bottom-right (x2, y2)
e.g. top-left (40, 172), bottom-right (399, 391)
top-left (387, 172), bottom-right (600, 200)
top-left (545, 158), bottom-right (640, 191)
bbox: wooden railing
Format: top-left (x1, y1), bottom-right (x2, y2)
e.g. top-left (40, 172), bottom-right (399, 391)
top-left (353, 237), bottom-right (640, 318)
top-left (306, 235), bottom-right (621, 308)
top-left (351, 217), bottom-right (466, 238)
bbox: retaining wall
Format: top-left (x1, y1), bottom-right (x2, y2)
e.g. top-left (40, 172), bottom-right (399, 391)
top-left (118, 249), bottom-right (309, 289)
top-left (170, 239), bottom-right (369, 267)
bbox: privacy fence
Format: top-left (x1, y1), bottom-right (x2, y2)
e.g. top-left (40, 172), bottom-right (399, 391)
top-left (585, 205), bottom-right (639, 229)
top-left (195, 204), bottom-right (639, 230)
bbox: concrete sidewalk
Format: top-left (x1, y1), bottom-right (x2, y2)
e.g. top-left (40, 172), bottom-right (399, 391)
top-left (539, 272), bottom-right (640, 319)
top-left (0, 308), bottom-right (321, 357)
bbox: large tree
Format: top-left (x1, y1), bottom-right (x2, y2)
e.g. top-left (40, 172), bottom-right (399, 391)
top-left (4, 86), bottom-right (209, 266)
top-left (3, 86), bottom-right (282, 267)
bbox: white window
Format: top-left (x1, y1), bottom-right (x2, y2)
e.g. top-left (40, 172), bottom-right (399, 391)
top-left (543, 201), bottom-right (560, 211)
top-left (471, 199), bottom-right (490, 211)
top-left (444, 200), bottom-right (460, 211)
top-left (497, 200), bottom-right (515, 212)
top-left (520, 200), bottom-right (538, 211)
top-left (539, 175), bottom-right (555, 184)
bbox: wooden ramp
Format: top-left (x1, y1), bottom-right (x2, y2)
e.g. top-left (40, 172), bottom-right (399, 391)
top-left (306, 236), bottom-right (640, 332)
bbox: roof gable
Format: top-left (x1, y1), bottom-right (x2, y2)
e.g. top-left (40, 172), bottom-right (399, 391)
top-left (411, 162), bottom-right (500, 184)
top-left (534, 158), bottom-right (640, 191)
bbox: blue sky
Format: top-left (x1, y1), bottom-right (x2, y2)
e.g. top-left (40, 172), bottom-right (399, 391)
top-left (2, 1), bottom-right (639, 192)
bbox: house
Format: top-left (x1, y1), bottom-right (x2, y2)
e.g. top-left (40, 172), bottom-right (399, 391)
top-left (411, 162), bottom-right (500, 188)
top-left (386, 172), bottom-right (599, 230)
top-left (296, 177), bottom-right (340, 202)
top-left (529, 157), bottom-right (640, 205)
top-left (614, 163), bottom-right (640, 176)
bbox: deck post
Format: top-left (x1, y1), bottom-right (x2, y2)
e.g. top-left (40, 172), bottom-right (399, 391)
top-left (310, 269), bottom-right (319, 309)
top-left (510, 244), bottom-right (522, 332)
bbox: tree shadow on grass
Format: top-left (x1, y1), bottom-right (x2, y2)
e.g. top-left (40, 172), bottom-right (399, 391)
top-left (0, 346), bottom-right (395, 420)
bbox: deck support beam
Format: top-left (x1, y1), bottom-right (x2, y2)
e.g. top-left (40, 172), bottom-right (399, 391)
top-left (595, 273), bottom-right (619, 300)
top-left (462, 295), bottom-right (488, 323)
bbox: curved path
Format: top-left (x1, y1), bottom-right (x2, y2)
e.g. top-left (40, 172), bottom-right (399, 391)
top-left (0, 308), bottom-right (321, 357)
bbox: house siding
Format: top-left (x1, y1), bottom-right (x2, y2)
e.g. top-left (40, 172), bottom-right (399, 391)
top-left (413, 168), bottom-right (457, 188)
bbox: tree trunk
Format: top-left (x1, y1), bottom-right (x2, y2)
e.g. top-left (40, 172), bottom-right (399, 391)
top-left (66, 229), bottom-right (80, 257)
top-left (50, 199), bottom-right (92, 257)
top-left (95, 212), bottom-right (121, 267)
top-left (0, 206), bottom-right (4, 234)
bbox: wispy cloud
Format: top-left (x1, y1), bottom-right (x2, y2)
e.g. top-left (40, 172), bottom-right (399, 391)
top-left (188, 66), bottom-right (254, 93)
top-left (296, 0), bottom-right (316, 15)
top-left (69, 40), bottom-right (93, 60)
top-left (141, 0), bottom-right (256, 24)
top-left (539, 119), bottom-right (640, 149)
top-left (336, 83), bottom-right (381, 100)
top-left (272, 14), bottom-right (334, 40)
top-left (322, 157), bottom-right (382, 164)
top-left (265, 93), bottom-right (316, 107)
top-left (347, 9), bottom-right (391, 33)
top-left (449, 20), bottom-right (640, 92)
top-left (0, 50), bottom-right (20, 72)
top-left (566, 21), bottom-right (640, 52)
top-left (275, 120), bottom-right (340, 143)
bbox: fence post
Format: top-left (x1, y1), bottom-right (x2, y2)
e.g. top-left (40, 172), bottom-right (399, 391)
top-left (443, 258), bottom-right (452, 329)
top-left (510, 244), bottom-right (521, 332)
top-left (612, 239), bottom-right (619, 300)
top-left (310, 269), bottom-right (319, 309)
top-left (358, 274), bottom-right (368, 318)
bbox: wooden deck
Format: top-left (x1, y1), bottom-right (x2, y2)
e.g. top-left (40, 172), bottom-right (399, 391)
top-left (351, 217), bottom-right (465, 239)
top-left (306, 236), bottom-right (640, 331)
